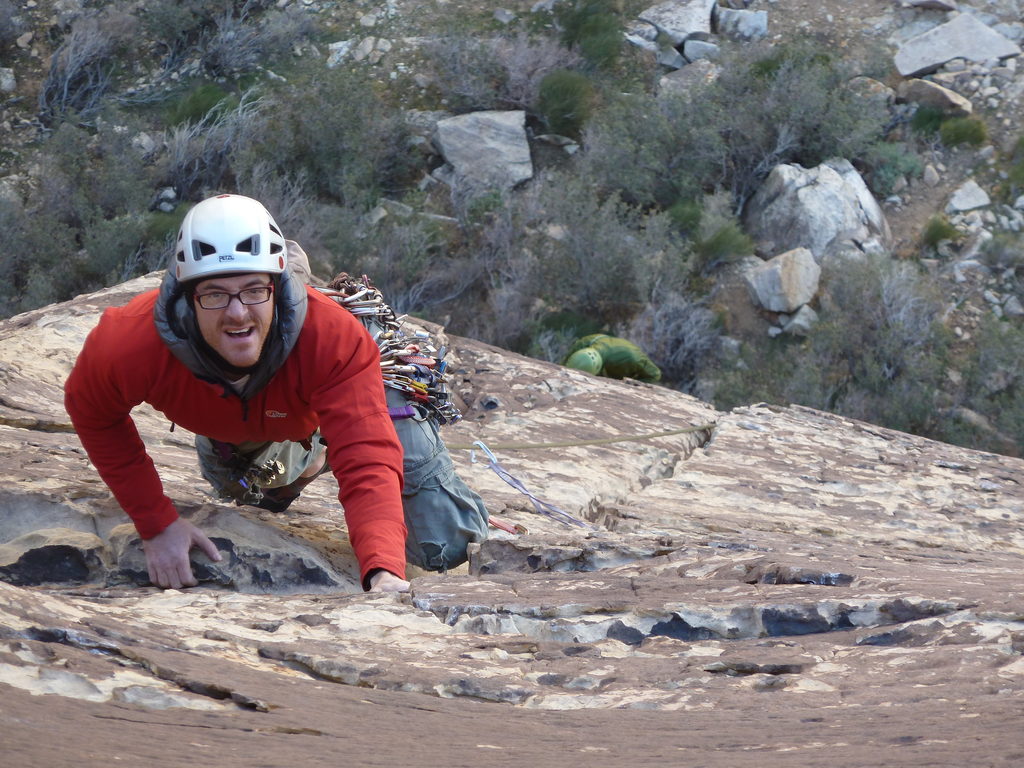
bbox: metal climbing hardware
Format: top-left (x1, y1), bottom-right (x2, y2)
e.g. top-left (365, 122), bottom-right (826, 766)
top-left (317, 274), bottom-right (462, 426)
top-left (470, 440), bottom-right (594, 530)
top-left (238, 458), bottom-right (285, 501)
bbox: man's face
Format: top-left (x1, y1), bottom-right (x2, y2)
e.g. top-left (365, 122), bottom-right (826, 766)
top-left (192, 272), bottom-right (274, 369)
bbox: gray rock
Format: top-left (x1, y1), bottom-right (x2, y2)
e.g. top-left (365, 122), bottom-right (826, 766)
top-left (1013, 194), bottom-right (1024, 211)
top-left (625, 33), bottom-right (660, 54)
top-left (923, 164), bottom-right (941, 187)
top-left (783, 304), bottom-right (819, 336)
top-left (658, 58), bottom-right (720, 96)
top-left (0, 528), bottom-right (107, 586)
top-left (327, 39), bottom-right (355, 67)
top-left (946, 180), bottom-right (991, 213)
top-left (658, 45), bottom-right (687, 69)
top-left (434, 111), bottom-right (533, 192)
top-left (898, 78), bottom-right (973, 115)
top-left (494, 8), bottom-right (516, 24)
top-left (993, 22), bottom-right (1024, 44)
top-left (132, 132), bottom-right (159, 156)
top-left (638, 0), bottom-right (717, 46)
top-left (744, 159), bottom-right (892, 263)
top-left (714, 7), bottom-right (768, 41)
top-left (0, 68), bottom-right (15, 93)
top-left (908, 0), bottom-right (957, 9)
top-left (744, 248), bottom-right (821, 313)
top-left (683, 38), bottom-right (719, 61)
top-left (352, 37), bottom-right (376, 62)
top-left (847, 76), bottom-right (895, 109)
top-left (1004, 295), bottom-right (1024, 317)
top-left (894, 14), bottom-right (1022, 77)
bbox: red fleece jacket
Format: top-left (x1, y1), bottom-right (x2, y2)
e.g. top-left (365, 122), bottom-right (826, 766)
top-left (64, 286), bottom-right (407, 583)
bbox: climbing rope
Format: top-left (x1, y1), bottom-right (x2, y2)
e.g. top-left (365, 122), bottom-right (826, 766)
top-left (470, 441), bottom-right (594, 529)
top-left (446, 421), bottom-right (716, 452)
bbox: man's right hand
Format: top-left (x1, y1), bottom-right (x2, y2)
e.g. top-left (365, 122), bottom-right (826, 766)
top-left (142, 518), bottom-right (222, 589)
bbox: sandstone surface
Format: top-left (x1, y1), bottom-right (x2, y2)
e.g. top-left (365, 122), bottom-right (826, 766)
top-left (1, 276), bottom-right (1023, 766)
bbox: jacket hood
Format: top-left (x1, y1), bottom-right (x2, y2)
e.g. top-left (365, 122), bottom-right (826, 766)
top-left (153, 241), bottom-right (309, 400)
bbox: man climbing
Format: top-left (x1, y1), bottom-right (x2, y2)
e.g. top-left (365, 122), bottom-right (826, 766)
top-left (65, 194), bottom-right (488, 592)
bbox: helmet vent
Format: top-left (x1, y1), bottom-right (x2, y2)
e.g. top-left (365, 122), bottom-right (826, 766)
top-left (236, 235), bottom-right (259, 255)
top-left (270, 241), bottom-right (283, 254)
top-left (192, 241), bottom-right (217, 260)
top-left (269, 223), bottom-right (282, 236)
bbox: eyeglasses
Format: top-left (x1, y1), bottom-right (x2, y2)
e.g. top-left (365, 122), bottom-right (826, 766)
top-left (194, 285), bottom-right (273, 310)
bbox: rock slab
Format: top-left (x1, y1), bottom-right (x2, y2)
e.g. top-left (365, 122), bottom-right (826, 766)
top-left (894, 13), bottom-right (1022, 77)
top-left (434, 110), bottom-right (533, 192)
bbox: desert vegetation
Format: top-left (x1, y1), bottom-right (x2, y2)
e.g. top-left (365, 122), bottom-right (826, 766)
top-left (0, 0), bottom-right (1021, 456)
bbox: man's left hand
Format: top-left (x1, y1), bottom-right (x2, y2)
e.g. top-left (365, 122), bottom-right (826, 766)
top-left (368, 570), bottom-right (410, 592)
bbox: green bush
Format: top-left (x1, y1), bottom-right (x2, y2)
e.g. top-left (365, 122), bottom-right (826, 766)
top-left (667, 198), bottom-right (702, 235)
top-left (910, 105), bottom-right (944, 135)
top-left (537, 69), bottom-right (595, 138)
top-left (167, 82), bottom-right (235, 125)
top-left (690, 192), bottom-right (753, 275)
top-left (979, 232), bottom-right (1024, 273)
top-left (715, 255), bottom-right (950, 437)
top-left (582, 90), bottom-right (722, 208)
top-left (939, 117), bottom-right (988, 147)
top-left (234, 67), bottom-right (416, 209)
top-left (424, 29), bottom-right (581, 113)
top-left (864, 141), bottom-right (923, 197)
top-left (955, 317), bottom-right (1024, 455)
top-left (38, 10), bottom-right (137, 126)
top-left (582, 39), bottom-right (888, 211)
top-left (1007, 135), bottom-right (1024, 195)
top-left (921, 214), bottom-right (961, 249)
top-left (557, 0), bottom-right (623, 70)
top-left (624, 289), bottom-right (719, 390)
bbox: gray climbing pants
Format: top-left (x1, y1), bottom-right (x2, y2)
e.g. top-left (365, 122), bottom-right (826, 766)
top-left (195, 406), bottom-right (489, 572)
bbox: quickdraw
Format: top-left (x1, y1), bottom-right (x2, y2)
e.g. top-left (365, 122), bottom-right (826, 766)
top-left (317, 274), bottom-right (462, 426)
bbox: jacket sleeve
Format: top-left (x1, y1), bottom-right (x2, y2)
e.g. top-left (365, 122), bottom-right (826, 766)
top-left (305, 300), bottom-right (407, 584)
top-left (64, 309), bottom-right (179, 539)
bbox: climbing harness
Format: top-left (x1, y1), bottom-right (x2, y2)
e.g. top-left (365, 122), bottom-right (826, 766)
top-left (470, 440), bottom-right (594, 530)
top-left (317, 274), bottom-right (461, 426)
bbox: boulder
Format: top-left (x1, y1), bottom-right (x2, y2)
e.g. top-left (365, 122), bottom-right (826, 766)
top-left (658, 44), bottom-right (687, 69)
top-left (327, 39), bottom-right (356, 67)
top-left (782, 303), bottom-right (819, 336)
top-left (744, 247), bottom-right (821, 313)
top-left (713, 7), bottom-right (768, 41)
top-left (658, 58), bottom-right (720, 96)
top-left (847, 76), bottom-right (895, 110)
top-left (0, 68), bottom-right (15, 93)
top-left (894, 14), bottom-right (1022, 77)
top-left (433, 110), bottom-right (533, 192)
top-left (637, 0), bottom-right (717, 46)
top-left (947, 180), bottom-right (991, 213)
top-left (743, 159), bottom-right (892, 263)
top-left (683, 38), bottom-right (719, 61)
top-left (897, 78), bottom-right (973, 115)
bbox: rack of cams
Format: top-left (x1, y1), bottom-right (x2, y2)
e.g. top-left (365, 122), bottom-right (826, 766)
top-left (317, 274), bottom-right (462, 426)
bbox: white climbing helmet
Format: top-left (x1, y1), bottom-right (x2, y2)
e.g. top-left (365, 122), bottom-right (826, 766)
top-left (173, 194), bottom-right (287, 282)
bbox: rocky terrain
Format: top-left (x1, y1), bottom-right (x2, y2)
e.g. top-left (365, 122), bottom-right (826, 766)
top-left (1, 0), bottom-right (1024, 764)
top-left (1, 274), bottom-right (1023, 765)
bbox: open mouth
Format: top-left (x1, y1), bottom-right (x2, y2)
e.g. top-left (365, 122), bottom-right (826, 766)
top-left (226, 328), bottom-right (254, 338)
